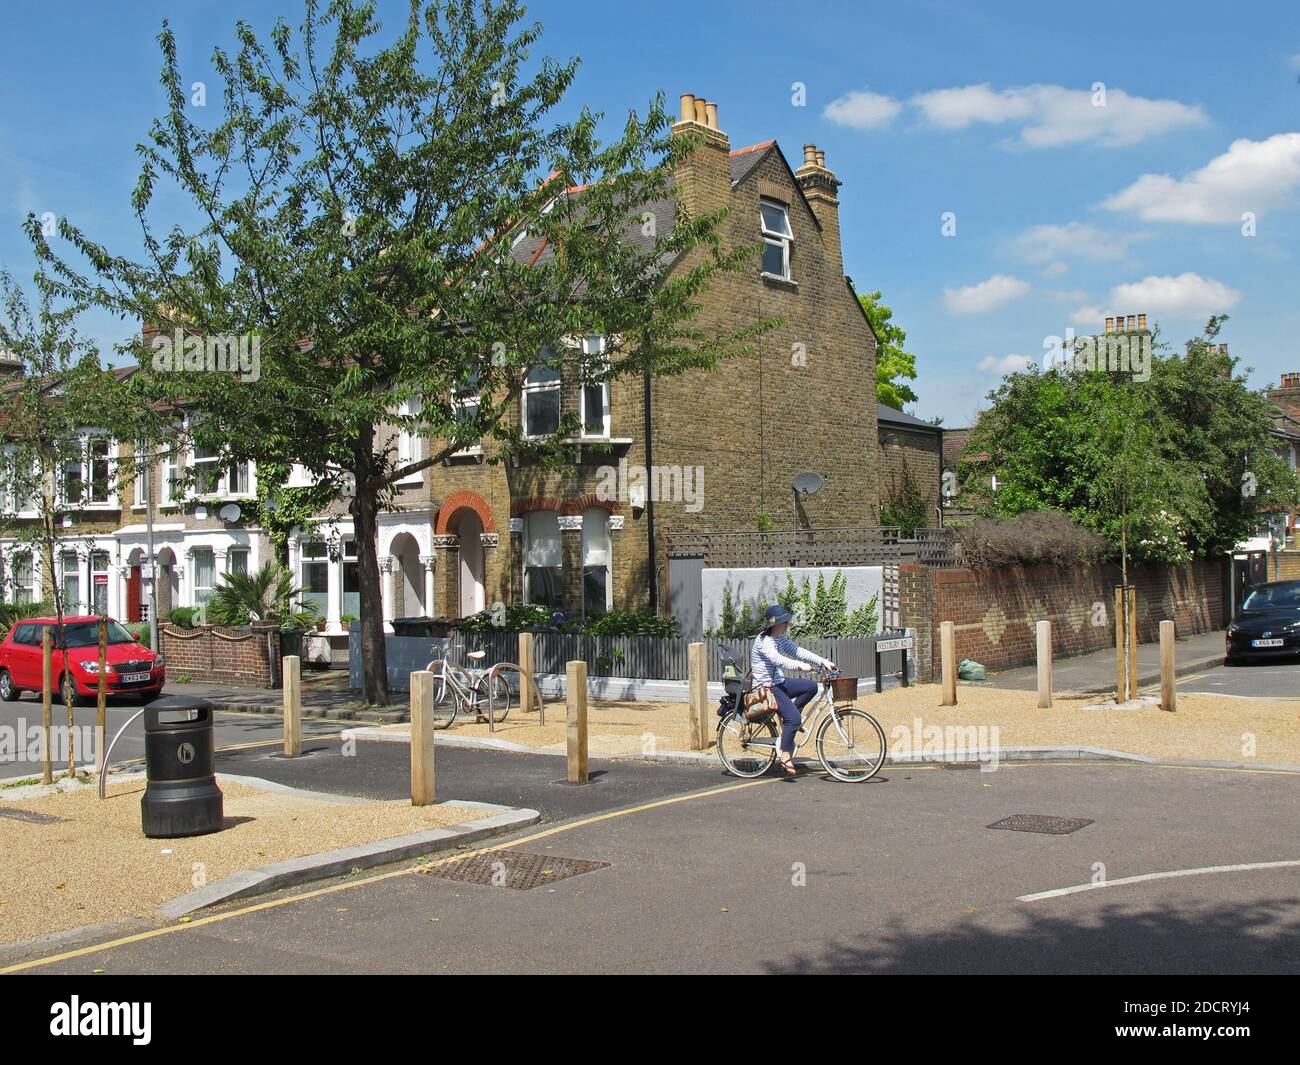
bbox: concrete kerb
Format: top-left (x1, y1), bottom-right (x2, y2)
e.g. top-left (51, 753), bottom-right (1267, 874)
top-left (0, 766), bottom-right (540, 921)
top-left (1058, 650), bottom-right (1224, 697)
top-left (340, 726), bottom-right (1300, 774)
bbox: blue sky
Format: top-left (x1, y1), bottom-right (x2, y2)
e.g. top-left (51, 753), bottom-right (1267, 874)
top-left (2, 0), bottom-right (1299, 426)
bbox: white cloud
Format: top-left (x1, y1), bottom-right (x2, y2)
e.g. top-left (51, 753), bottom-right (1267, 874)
top-left (1108, 273), bottom-right (1241, 316)
top-left (943, 274), bottom-right (1031, 315)
top-left (1289, 53), bottom-right (1300, 71)
top-left (980, 354), bottom-right (1036, 375)
top-left (1069, 305), bottom-right (1105, 327)
top-left (822, 89), bottom-right (902, 130)
top-left (1042, 261), bottom-right (1068, 278)
top-left (910, 83), bottom-right (1207, 147)
top-left (1101, 133), bottom-right (1300, 223)
top-left (1013, 221), bottom-right (1148, 265)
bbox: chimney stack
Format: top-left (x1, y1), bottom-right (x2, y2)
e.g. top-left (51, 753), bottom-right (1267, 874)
top-left (795, 141), bottom-right (844, 273)
top-left (1105, 317), bottom-right (1114, 334)
top-left (672, 91), bottom-right (730, 223)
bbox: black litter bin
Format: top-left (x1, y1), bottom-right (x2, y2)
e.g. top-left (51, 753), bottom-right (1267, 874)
top-left (140, 696), bottom-right (224, 838)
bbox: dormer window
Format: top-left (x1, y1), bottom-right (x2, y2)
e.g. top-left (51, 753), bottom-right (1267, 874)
top-left (760, 199), bottom-right (793, 280)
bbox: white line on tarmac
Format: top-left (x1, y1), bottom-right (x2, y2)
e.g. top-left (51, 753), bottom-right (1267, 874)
top-left (1018, 860), bottom-right (1300, 902)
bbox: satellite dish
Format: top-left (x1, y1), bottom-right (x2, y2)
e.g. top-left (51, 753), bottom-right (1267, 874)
top-left (219, 504), bottom-right (242, 523)
top-left (194, 505), bottom-right (208, 520)
top-left (792, 471), bottom-right (824, 496)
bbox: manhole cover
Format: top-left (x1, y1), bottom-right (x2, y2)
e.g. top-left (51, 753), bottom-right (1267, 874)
top-left (988, 814), bottom-right (1093, 835)
top-left (419, 850), bottom-right (610, 890)
top-left (0, 806), bottom-right (68, 825)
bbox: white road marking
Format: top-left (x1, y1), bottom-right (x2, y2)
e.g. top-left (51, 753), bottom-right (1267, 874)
top-left (1019, 860), bottom-right (1300, 902)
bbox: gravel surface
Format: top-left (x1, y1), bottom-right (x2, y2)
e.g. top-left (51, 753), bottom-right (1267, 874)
top-left (382, 685), bottom-right (1300, 765)
top-left (0, 776), bottom-right (480, 945)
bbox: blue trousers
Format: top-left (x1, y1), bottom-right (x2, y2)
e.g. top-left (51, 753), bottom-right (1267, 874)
top-left (773, 678), bottom-right (818, 754)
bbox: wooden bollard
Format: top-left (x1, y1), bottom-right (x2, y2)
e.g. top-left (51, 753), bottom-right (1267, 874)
top-left (1036, 619), bottom-right (1052, 709)
top-left (687, 641), bottom-right (707, 750)
top-left (1114, 586), bottom-right (1127, 703)
top-left (283, 654), bottom-right (302, 757)
top-left (410, 670), bottom-right (437, 806)
top-left (518, 631), bottom-right (536, 714)
top-left (940, 621), bottom-right (957, 705)
top-left (1127, 589), bottom-right (1139, 698)
top-left (1160, 619), bottom-right (1176, 712)
top-left (566, 660), bottom-right (588, 784)
top-left (40, 627), bottom-right (52, 785)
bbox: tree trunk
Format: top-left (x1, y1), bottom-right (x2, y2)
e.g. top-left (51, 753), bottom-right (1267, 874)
top-left (351, 476), bottom-right (390, 706)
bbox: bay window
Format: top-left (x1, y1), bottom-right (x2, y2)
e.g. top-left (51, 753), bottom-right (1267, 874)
top-left (60, 550), bottom-right (81, 613)
top-left (191, 548), bottom-right (215, 606)
top-left (300, 541), bottom-right (329, 620)
top-left (10, 553), bottom-right (34, 604)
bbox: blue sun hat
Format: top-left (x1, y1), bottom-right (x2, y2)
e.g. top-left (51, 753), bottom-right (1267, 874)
top-left (760, 605), bottom-right (793, 633)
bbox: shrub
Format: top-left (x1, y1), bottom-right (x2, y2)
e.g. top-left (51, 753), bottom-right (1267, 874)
top-left (168, 606), bottom-right (200, 628)
top-left (707, 572), bottom-right (879, 638)
top-left (954, 511), bottom-right (1107, 568)
top-left (581, 611), bottom-right (680, 638)
top-left (456, 603), bottom-right (679, 637)
top-left (0, 601), bottom-right (54, 639)
top-left (124, 622), bottom-right (150, 648)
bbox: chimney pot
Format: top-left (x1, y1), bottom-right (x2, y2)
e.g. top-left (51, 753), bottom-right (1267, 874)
top-left (816, 149), bottom-right (826, 167)
top-left (1221, 343), bottom-right (1228, 355)
top-left (803, 143), bottom-right (817, 165)
top-left (1127, 314), bottom-right (1136, 331)
top-left (679, 93), bottom-right (695, 124)
top-left (693, 97), bottom-right (708, 125)
top-left (1105, 317), bottom-right (1114, 334)
top-left (1138, 313), bottom-right (1146, 330)
top-left (705, 101), bottom-right (719, 130)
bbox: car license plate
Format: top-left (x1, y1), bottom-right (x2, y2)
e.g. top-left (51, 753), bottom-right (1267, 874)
top-left (1251, 639), bottom-right (1284, 648)
top-left (121, 671), bottom-right (151, 683)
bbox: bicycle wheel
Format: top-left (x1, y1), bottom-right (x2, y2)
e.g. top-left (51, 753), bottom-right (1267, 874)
top-left (424, 662), bottom-right (458, 729)
top-left (717, 711), bottom-right (778, 778)
top-left (476, 672), bottom-right (512, 723)
top-left (815, 708), bottom-right (886, 782)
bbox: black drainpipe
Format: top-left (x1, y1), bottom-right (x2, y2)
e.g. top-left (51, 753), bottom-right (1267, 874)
top-left (643, 369), bottom-right (657, 613)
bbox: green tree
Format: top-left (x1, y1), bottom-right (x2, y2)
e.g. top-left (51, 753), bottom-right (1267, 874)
top-left (858, 290), bottom-right (918, 410)
top-left (34, 0), bottom-right (756, 704)
top-left (963, 317), bottom-right (1297, 564)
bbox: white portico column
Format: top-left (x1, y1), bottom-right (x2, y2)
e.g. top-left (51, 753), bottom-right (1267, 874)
top-left (421, 554), bottom-right (435, 616)
top-left (326, 551), bottom-right (342, 632)
top-left (381, 556), bottom-right (396, 629)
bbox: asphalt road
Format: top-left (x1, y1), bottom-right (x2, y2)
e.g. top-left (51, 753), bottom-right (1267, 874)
top-left (1170, 660), bottom-right (1300, 700)
top-left (9, 755), bottom-right (1298, 975)
top-left (0, 697), bottom-right (341, 781)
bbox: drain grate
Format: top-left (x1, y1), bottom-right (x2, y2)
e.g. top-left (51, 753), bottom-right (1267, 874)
top-left (988, 814), bottom-right (1093, 835)
top-left (0, 806), bottom-right (68, 825)
top-left (419, 850), bottom-right (610, 890)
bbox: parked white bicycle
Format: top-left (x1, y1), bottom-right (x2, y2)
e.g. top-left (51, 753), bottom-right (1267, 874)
top-left (423, 650), bottom-right (512, 729)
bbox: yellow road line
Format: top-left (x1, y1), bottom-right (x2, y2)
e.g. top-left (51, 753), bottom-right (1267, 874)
top-left (0, 777), bottom-right (774, 974)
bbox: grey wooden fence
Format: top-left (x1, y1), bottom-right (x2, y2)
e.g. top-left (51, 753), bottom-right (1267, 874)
top-left (350, 625), bottom-right (912, 692)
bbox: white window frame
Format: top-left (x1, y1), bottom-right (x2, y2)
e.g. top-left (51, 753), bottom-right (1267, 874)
top-left (581, 506), bottom-right (613, 615)
top-left (759, 199), bottom-right (793, 281)
top-left (452, 376), bottom-right (483, 457)
top-left (188, 441), bottom-right (255, 500)
top-left (191, 547), bottom-right (216, 606)
top-left (9, 551), bottom-right (35, 604)
top-left (84, 436), bottom-right (114, 507)
top-left (395, 395), bottom-right (423, 483)
top-left (227, 547), bottom-right (249, 575)
top-left (578, 335), bottom-right (611, 440)
top-left (59, 549), bottom-right (82, 614)
top-left (1, 448), bottom-right (39, 518)
top-left (522, 510), bottom-right (563, 607)
top-left (523, 357), bottom-right (562, 440)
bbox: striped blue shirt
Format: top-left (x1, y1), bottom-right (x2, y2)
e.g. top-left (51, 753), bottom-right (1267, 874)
top-left (750, 633), bottom-right (830, 688)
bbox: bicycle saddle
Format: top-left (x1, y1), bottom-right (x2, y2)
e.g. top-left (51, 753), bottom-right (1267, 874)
top-left (467, 650), bottom-right (487, 661)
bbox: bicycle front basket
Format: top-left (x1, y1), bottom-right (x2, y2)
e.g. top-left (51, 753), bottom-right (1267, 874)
top-left (830, 676), bottom-right (859, 704)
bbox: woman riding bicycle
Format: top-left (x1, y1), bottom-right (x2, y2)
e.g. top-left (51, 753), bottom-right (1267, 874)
top-left (752, 605), bottom-right (836, 776)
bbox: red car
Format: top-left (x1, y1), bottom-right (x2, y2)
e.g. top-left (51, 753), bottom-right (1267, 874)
top-left (0, 615), bottom-right (165, 705)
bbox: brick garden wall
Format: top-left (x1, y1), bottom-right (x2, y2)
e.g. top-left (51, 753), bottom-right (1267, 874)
top-left (900, 558), bottom-right (1226, 681)
top-left (159, 623), bottom-right (283, 688)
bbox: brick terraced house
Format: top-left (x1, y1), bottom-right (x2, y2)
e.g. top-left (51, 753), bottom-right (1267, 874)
top-left (1, 94), bottom-right (883, 632)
